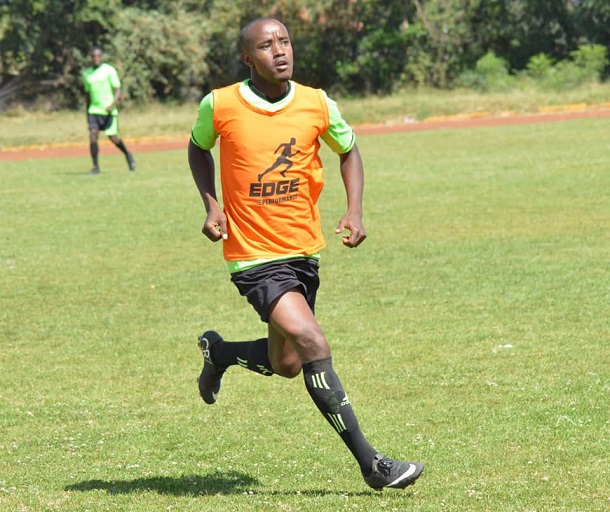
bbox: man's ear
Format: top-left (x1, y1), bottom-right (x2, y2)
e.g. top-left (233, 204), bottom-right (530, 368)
top-left (241, 52), bottom-right (252, 67)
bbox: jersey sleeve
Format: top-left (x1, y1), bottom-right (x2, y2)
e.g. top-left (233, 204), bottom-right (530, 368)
top-left (109, 65), bottom-right (121, 89)
top-left (190, 93), bottom-right (218, 150)
top-left (320, 91), bottom-right (356, 155)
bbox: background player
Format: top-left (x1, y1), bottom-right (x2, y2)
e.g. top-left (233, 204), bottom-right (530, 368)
top-left (82, 47), bottom-right (135, 174)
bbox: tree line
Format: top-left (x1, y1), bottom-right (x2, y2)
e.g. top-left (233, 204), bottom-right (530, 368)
top-left (1, 0), bottom-right (608, 109)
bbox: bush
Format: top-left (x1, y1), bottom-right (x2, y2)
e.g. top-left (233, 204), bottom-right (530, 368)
top-left (110, 8), bottom-right (210, 104)
top-left (570, 44), bottom-right (608, 81)
top-left (530, 44), bottom-right (608, 91)
top-left (525, 53), bottom-right (555, 80)
top-left (457, 52), bottom-right (513, 92)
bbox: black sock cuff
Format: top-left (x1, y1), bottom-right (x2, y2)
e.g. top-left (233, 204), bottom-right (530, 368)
top-left (302, 357), bottom-right (333, 373)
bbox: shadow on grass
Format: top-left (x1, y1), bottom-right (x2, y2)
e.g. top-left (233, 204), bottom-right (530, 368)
top-left (64, 471), bottom-right (385, 497)
top-left (65, 471), bottom-right (259, 496)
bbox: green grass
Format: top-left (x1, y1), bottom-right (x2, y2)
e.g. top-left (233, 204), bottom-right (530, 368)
top-left (1, 82), bottom-right (609, 148)
top-left (1, 117), bottom-right (609, 511)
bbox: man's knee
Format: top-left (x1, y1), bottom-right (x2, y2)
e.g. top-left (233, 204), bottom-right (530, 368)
top-left (293, 326), bottom-right (330, 360)
top-left (269, 347), bottom-right (302, 378)
top-left (272, 359), bottom-right (302, 379)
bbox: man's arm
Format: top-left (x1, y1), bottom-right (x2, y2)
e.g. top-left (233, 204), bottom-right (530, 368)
top-left (84, 92), bottom-right (91, 117)
top-left (188, 140), bottom-right (227, 241)
top-left (106, 87), bottom-right (121, 113)
top-left (336, 143), bottom-right (366, 248)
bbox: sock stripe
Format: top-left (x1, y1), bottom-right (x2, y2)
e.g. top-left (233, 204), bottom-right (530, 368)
top-left (327, 413), bottom-right (347, 433)
top-left (256, 364), bottom-right (273, 376)
top-left (311, 371), bottom-right (330, 390)
top-left (303, 358), bottom-right (377, 468)
top-left (320, 371), bottom-right (330, 389)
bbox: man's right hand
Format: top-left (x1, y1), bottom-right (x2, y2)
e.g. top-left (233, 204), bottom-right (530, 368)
top-left (202, 210), bottom-right (228, 242)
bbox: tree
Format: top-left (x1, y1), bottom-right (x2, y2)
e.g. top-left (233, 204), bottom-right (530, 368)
top-left (1, 0), bottom-right (608, 109)
top-left (110, 7), bottom-right (210, 103)
top-left (573, 0), bottom-right (610, 66)
top-left (0, 0), bottom-right (121, 107)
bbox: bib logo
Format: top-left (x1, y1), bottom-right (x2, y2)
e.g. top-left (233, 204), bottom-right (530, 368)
top-left (249, 138), bottom-right (301, 205)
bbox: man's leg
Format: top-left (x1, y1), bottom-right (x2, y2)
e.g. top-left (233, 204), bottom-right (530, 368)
top-left (204, 332), bottom-right (274, 376)
top-left (268, 290), bottom-right (424, 490)
top-left (195, 280), bottom-right (424, 488)
top-left (197, 316), bottom-right (302, 404)
top-left (89, 127), bottom-right (100, 174)
top-left (267, 290), bottom-right (378, 472)
top-left (196, 328), bottom-right (276, 405)
top-left (109, 134), bottom-right (136, 171)
top-left (267, 322), bottom-right (301, 377)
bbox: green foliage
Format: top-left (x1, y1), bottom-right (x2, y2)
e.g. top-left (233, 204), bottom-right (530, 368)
top-left (110, 8), bottom-right (210, 103)
top-left (336, 27), bottom-right (412, 94)
top-left (1, 0), bottom-right (610, 108)
top-left (457, 43), bottom-right (608, 93)
top-left (476, 52), bottom-right (514, 91)
top-left (400, 23), bottom-right (432, 88)
top-left (297, 0), bottom-right (367, 92)
top-left (570, 43), bottom-right (609, 79)
top-left (521, 44), bottom-right (609, 91)
top-left (409, 0), bottom-right (478, 88)
top-left (312, 0), bottom-right (414, 94)
top-left (457, 52), bottom-right (514, 92)
top-left (574, 0), bottom-right (610, 52)
top-left (200, 0), bottom-right (270, 90)
top-left (525, 53), bottom-right (555, 79)
top-left (0, 0), bottom-right (121, 107)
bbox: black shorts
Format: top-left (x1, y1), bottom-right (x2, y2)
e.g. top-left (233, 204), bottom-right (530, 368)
top-left (87, 113), bottom-right (118, 134)
top-left (230, 258), bottom-right (320, 322)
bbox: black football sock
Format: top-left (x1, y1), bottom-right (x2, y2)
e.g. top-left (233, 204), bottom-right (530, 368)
top-left (303, 357), bottom-right (377, 473)
top-left (112, 138), bottom-right (129, 156)
top-left (90, 142), bottom-right (99, 167)
top-left (212, 338), bottom-right (274, 376)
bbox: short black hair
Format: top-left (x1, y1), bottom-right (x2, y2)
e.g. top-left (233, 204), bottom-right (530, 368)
top-left (238, 17), bottom-right (285, 52)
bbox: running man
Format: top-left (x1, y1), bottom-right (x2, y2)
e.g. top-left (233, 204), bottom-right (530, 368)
top-left (258, 137), bottom-right (301, 181)
top-left (82, 47), bottom-right (135, 174)
top-left (188, 17), bottom-right (424, 491)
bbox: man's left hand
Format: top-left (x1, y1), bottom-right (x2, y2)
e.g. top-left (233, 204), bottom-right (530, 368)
top-left (335, 215), bottom-right (366, 248)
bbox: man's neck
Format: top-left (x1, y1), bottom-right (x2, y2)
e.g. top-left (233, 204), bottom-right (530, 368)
top-left (247, 80), bottom-right (291, 103)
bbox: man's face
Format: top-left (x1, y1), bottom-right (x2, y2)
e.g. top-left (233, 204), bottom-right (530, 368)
top-left (90, 49), bottom-right (103, 67)
top-left (241, 20), bottom-right (293, 86)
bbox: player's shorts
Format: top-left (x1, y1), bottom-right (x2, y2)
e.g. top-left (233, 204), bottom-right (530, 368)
top-left (230, 257), bottom-right (320, 322)
top-left (87, 113), bottom-right (119, 136)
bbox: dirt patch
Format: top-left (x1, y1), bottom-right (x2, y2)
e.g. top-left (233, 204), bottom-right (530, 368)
top-left (2, 108), bottom-right (609, 162)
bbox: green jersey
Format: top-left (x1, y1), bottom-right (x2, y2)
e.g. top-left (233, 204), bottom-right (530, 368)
top-left (83, 63), bottom-right (121, 115)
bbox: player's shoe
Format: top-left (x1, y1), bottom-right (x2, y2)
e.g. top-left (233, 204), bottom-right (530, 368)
top-left (363, 453), bottom-right (424, 490)
top-left (90, 166), bottom-right (100, 175)
top-left (197, 331), bottom-right (226, 405)
top-left (127, 153), bottom-right (136, 171)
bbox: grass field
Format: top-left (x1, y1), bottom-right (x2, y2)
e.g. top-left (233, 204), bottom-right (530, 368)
top-left (1, 82), bottom-right (610, 148)
top-left (1, 117), bottom-right (609, 511)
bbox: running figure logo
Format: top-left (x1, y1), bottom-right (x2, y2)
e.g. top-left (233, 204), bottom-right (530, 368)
top-left (258, 137), bottom-right (301, 182)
